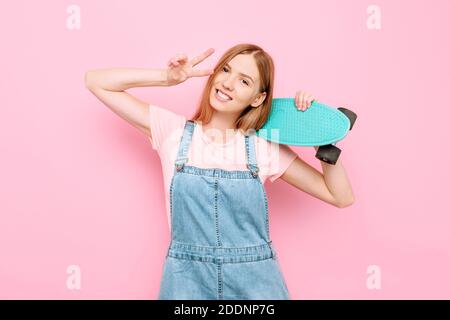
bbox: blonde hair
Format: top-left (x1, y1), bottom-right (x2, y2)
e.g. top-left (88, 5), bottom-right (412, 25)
top-left (190, 43), bottom-right (275, 135)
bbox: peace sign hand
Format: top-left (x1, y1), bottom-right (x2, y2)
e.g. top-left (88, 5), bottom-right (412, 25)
top-left (166, 48), bottom-right (215, 86)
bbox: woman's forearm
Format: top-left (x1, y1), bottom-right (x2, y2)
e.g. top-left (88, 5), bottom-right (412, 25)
top-left (314, 146), bottom-right (355, 206)
top-left (85, 68), bottom-right (170, 91)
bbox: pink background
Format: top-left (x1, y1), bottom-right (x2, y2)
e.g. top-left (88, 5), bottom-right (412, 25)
top-left (1, 0), bottom-right (449, 299)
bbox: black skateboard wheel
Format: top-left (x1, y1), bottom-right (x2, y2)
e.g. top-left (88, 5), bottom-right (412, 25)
top-left (315, 144), bottom-right (341, 165)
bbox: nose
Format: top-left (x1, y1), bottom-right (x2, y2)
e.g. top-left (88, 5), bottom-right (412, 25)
top-left (222, 75), bottom-right (235, 91)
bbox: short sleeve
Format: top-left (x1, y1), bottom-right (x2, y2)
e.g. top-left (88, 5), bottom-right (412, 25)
top-left (267, 143), bottom-right (298, 183)
top-left (147, 104), bottom-right (186, 151)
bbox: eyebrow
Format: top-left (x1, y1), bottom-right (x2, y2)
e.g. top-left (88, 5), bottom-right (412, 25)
top-left (225, 63), bottom-right (255, 83)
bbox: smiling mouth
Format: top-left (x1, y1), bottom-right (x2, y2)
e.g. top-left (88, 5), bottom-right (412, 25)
top-left (215, 88), bottom-right (233, 101)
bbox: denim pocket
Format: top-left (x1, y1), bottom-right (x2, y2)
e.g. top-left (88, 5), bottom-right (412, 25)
top-left (166, 256), bottom-right (192, 274)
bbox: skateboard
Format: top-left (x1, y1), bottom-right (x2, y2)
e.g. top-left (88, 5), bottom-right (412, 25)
top-left (255, 98), bottom-right (357, 165)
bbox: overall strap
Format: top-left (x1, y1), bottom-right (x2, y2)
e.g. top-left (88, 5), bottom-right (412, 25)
top-left (174, 120), bottom-right (196, 171)
top-left (245, 133), bottom-right (260, 178)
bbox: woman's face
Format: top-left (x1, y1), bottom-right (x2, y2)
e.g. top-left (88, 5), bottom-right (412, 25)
top-left (209, 54), bottom-right (266, 115)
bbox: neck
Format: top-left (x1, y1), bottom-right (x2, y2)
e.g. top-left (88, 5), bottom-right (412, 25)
top-left (200, 111), bottom-right (240, 144)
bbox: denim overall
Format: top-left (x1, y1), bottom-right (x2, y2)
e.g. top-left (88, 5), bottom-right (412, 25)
top-left (158, 120), bottom-right (290, 300)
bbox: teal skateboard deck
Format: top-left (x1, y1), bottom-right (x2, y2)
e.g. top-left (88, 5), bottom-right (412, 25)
top-left (256, 98), bottom-right (357, 164)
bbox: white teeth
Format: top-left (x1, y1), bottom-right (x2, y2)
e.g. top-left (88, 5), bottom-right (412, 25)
top-left (217, 89), bottom-right (231, 100)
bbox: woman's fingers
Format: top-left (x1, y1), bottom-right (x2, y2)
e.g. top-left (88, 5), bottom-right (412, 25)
top-left (300, 92), bottom-right (305, 110)
top-left (168, 48), bottom-right (213, 69)
top-left (295, 91), bottom-right (316, 111)
top-left (191, 48), bottom-right (215, 67)
top-left (306, 95), bottom-right (314, 107)
top-left (295, 92), bottom-right (301, 110)
top-left (190, 68), bottom-right (214, 78)
top-left (168, 53), bottom-right (188, 67)
top-left (175, 54), bottom-right (187, 64)
top-left (167, 49), bottom-right (214, 81)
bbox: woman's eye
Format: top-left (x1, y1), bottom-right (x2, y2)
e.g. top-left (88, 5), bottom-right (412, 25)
top-left (222, 67), bottom-right (249, 86)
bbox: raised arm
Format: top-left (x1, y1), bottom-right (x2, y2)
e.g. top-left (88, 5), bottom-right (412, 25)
top-left (84, 48), bottom-right (215, 140)
top-left (84, 68), bottom-right (170, 138)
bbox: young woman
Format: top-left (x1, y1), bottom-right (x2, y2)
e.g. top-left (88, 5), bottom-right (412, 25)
top-left (85, 43), bottom-right (355, 300)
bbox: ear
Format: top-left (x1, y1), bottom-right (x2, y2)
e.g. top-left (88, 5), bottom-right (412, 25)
top-left (250, 92), bottom-right (267, 108)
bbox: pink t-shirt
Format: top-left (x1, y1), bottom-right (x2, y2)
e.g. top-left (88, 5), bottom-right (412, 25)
top-left (147, 104), bottom-right (298, 231)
